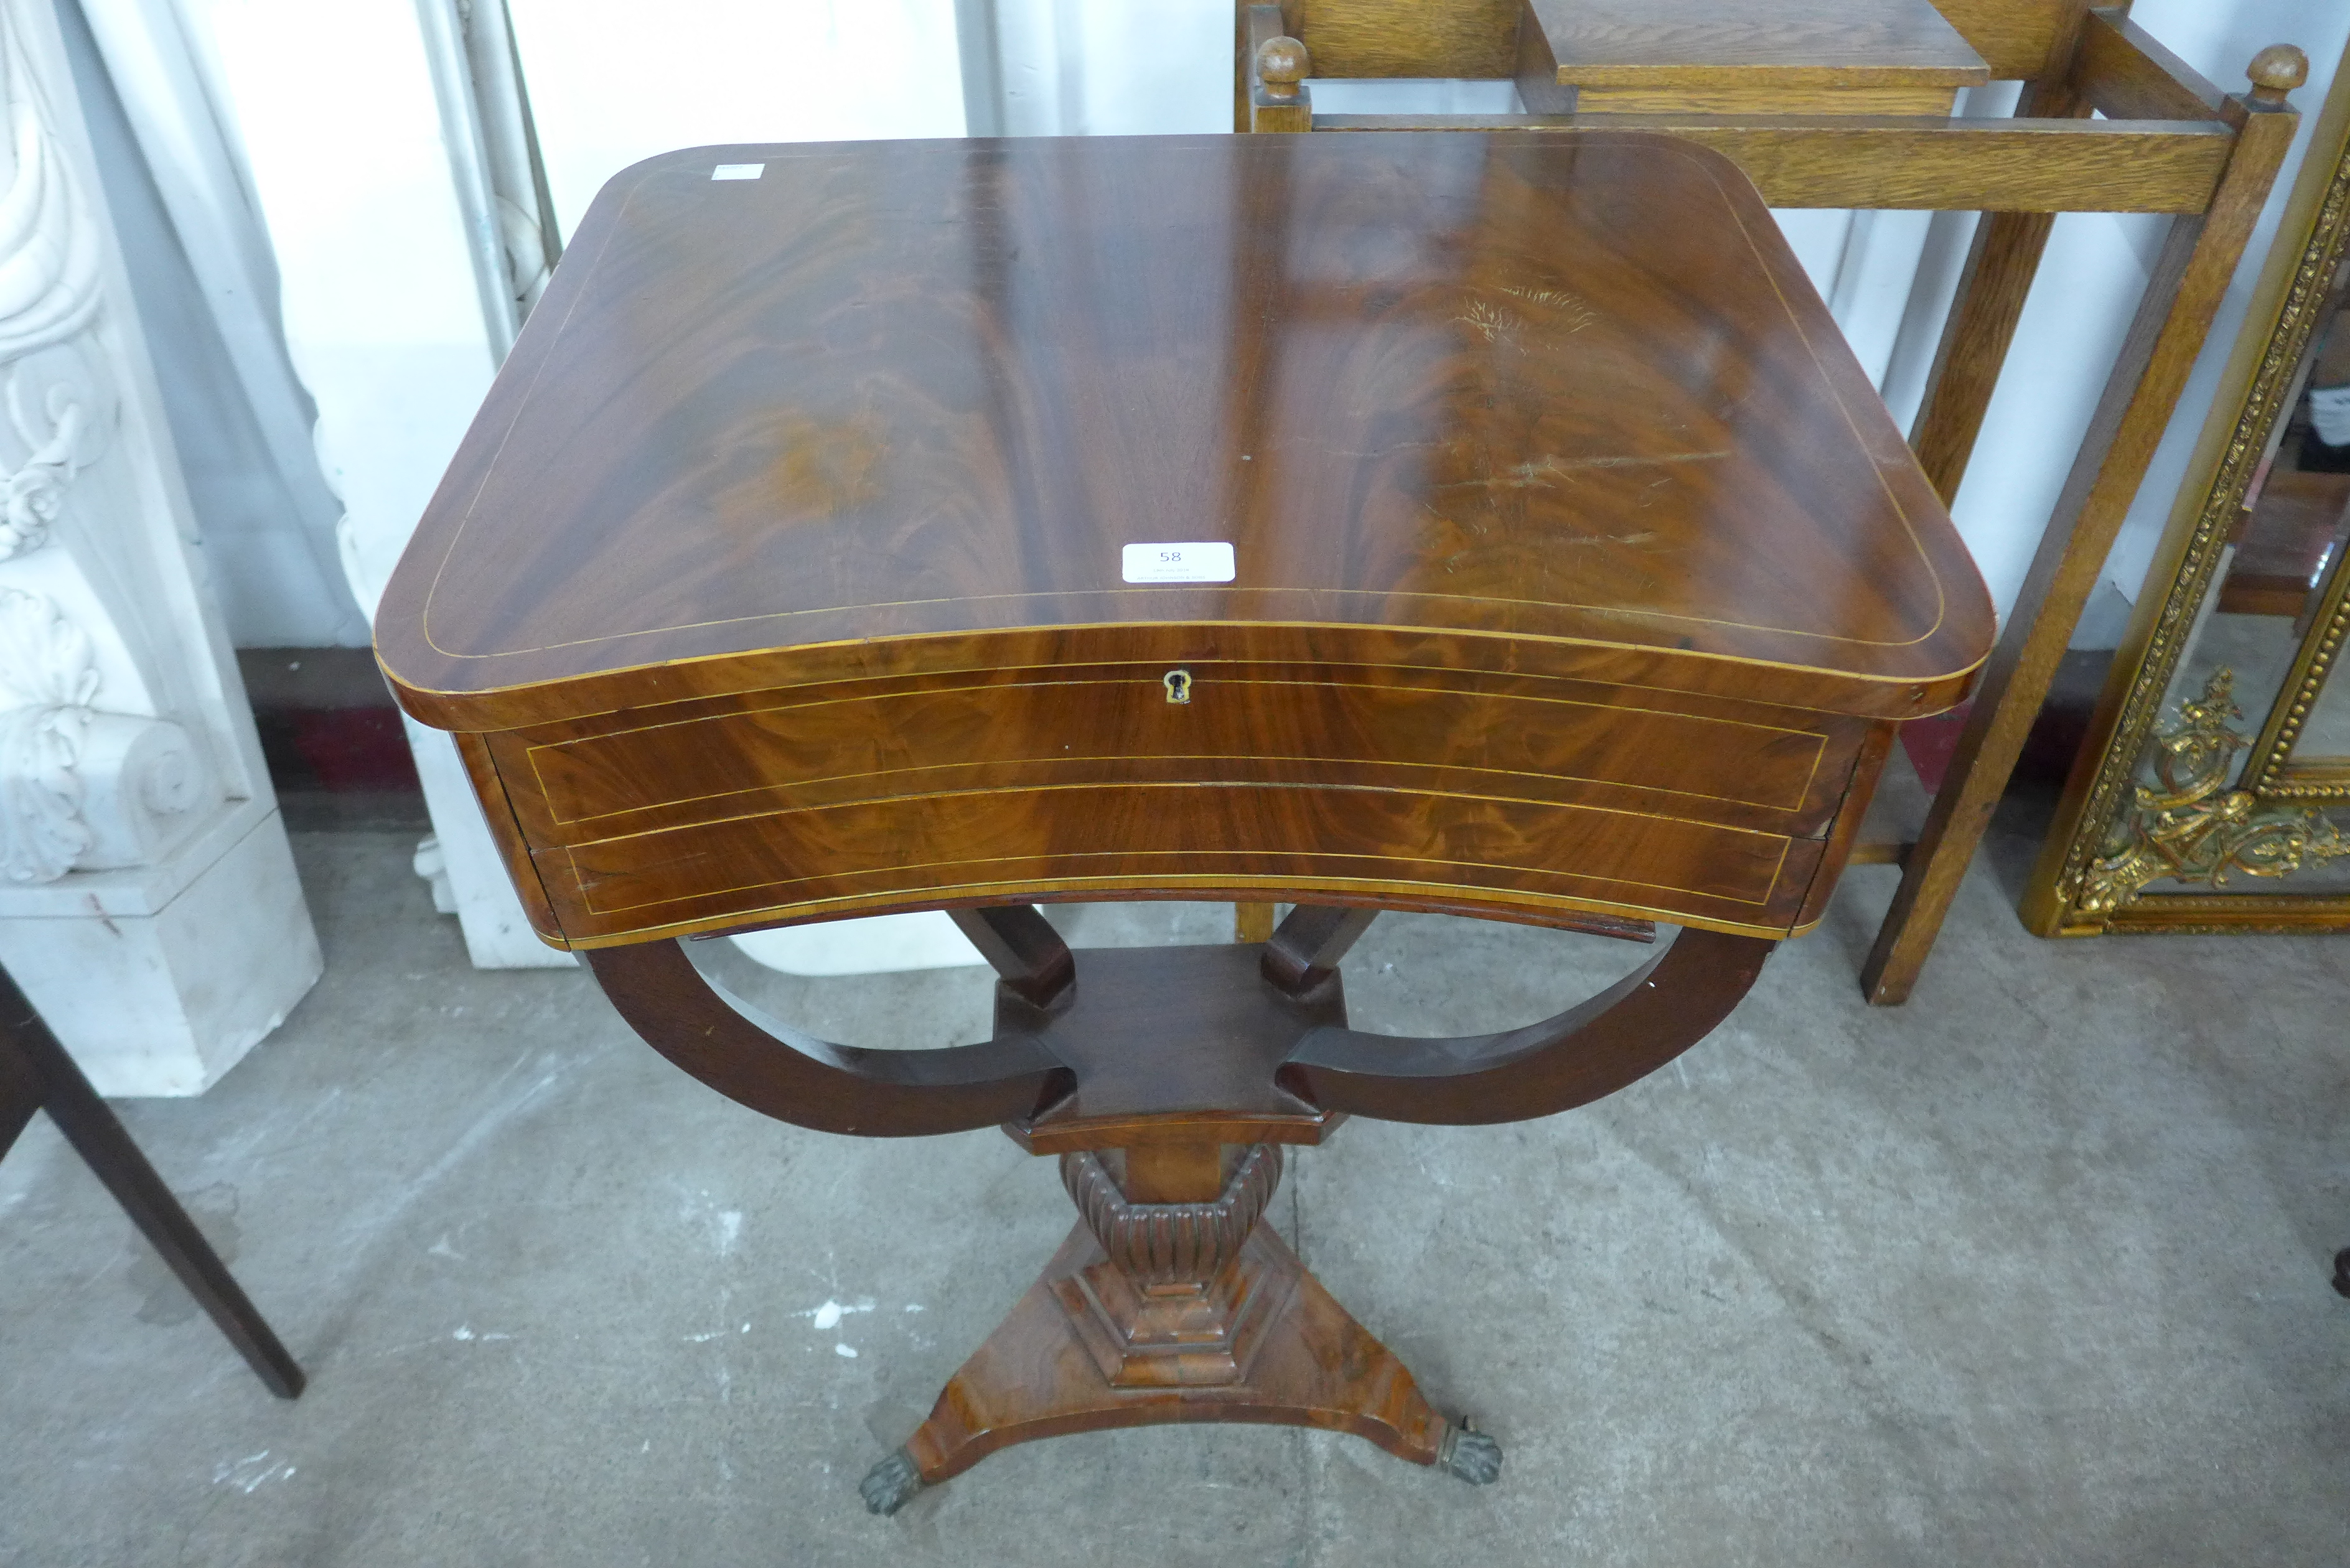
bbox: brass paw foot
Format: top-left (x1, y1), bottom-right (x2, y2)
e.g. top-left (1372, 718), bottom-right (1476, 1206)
top-left (859, 1447), bottom-right (924, 1516)
top-left (1438, 1422), bottom-right (1502, 1485)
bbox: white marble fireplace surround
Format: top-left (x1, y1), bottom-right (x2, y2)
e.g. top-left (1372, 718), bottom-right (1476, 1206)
top-left (0, 0), bottom-right (316, 1094)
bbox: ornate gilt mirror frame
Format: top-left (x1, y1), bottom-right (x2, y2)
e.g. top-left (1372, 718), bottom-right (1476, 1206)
top-left (2026, 34), bottom-right (2350, 936)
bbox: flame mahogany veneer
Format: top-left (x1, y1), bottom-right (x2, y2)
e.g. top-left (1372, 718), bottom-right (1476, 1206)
top-left (378, 132), bottom-right (1992, 1506)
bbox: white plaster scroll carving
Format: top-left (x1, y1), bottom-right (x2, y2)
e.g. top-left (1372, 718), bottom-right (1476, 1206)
top-left (71, 708), bottom-right (207, 868)
top-left (0, 582), bottom-right (210, 882)
top-left (0, 340), bottom-right (113, 558)
top-left (0, 9), bottom-right (213, 891)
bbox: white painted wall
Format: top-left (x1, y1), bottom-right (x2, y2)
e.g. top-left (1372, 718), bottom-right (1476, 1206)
top-left (187, 0), bottom-right (541, 965)
top-left (67, 0), bottom-right (362, 647)
top-left (105, 0), bottom-right (2350, 654)
top-left (507, 0), bottom-right (966, 242)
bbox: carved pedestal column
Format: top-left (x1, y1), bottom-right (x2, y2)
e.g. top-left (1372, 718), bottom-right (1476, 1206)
top-left (0, 0), bottom-right (317, 1094)
top-left (1051, 1145), bottom-right (1293, 1388)
top-left (864, 1139), bottom-right (1499, 1515)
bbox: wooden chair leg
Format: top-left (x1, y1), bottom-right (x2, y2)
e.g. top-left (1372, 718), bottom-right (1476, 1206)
top-left (0, 1027), bottom-right (39, 1153)
top-left (0, 969), bottom-right (304, 1399)
top-left (1861, 86), bottom-right (2301, 1006)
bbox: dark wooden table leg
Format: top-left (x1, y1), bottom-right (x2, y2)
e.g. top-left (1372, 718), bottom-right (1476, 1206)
top-left (860, 1139), bottom-right (1499, 1514)
top-left (0, 968), bottom-right (304, 1399)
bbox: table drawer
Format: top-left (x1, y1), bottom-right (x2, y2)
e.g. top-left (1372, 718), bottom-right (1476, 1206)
top-left (474, 663), bottom-right (1870, 944)
top-left (498, 665), bottom-right (1860, 838)
top-left (531, 780), bottom-right (1827, 942)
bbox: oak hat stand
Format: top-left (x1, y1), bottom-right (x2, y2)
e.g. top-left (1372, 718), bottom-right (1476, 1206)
top-left (378, 133), bottom-right (1992, 1510)
top-left (1235, 0), bottom-right (2308, 1002)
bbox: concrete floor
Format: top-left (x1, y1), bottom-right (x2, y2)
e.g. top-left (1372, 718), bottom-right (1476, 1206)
top-left (2, 828), bottom-right (2346, 1567)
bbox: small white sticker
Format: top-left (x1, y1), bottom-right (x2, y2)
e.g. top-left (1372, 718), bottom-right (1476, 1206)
top-left (711, 162), bottom-right (765, 180)
top-left (1122, 542), bottom-right (1235, 584)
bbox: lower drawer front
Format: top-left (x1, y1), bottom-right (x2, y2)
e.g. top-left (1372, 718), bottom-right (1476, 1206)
top-left (484, 664), bottom-right (1864, 944)
top-left (524, 780), bottom-right (1828, 943)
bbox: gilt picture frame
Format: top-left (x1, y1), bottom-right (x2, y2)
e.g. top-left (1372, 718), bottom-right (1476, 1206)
top-left (2026, 35), bottom-right (2350, 935)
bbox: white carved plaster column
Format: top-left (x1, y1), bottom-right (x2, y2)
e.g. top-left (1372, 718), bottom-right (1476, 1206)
top-left (0, 0), bottom-right (317, 1094)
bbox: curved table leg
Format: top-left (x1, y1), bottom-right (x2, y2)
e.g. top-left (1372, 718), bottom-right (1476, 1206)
top-left (1280, 926), bottom-right (1774, 1126)
top-left (583, 915), bottom-right (1773, 1510)
top-left (585, 936), bottom-right (1071, 1137)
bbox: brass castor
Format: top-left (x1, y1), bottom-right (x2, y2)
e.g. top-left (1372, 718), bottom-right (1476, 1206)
top-left (1438, 1422), bottom-right (1503, 1485)
top-left (859, 1448), bottom-right (924, 1516)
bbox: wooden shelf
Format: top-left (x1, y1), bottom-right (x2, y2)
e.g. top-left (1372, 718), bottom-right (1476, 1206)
top-left (1519, 0), bottom-right (1988, 116)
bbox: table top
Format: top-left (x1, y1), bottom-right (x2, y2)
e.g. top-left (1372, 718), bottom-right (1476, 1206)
top-left (378, 131), bottom-right (1991, 732)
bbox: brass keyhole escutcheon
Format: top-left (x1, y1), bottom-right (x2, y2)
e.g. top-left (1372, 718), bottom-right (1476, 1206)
top-left (1163, 668), bottom-right (1192, 704)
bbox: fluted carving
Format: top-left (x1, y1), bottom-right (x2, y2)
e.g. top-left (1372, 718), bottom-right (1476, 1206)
top-left (1060, 1144), bottom-right (1283, 1284)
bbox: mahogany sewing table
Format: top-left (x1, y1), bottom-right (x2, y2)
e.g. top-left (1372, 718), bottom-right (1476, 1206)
top-left (377, 131), bottom-right (1992, 1512)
